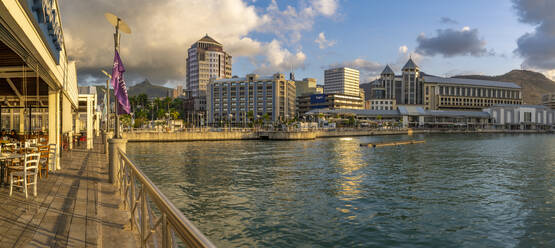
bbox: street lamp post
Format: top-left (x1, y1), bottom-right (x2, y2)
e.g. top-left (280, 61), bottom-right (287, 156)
top-left (105, 13), bottom-right (131, 139)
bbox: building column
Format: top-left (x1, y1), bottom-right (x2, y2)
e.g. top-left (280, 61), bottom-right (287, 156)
top-left (9, 109), bottom-right (13, 130)
top-left (42, 112), bottom-right (47, 131)
top-left (48, 89), bottom-right (61, 170)
top-left (87, 96), bottom-right (93, 149)
top-left (19, 100), bottom-right (24, 134)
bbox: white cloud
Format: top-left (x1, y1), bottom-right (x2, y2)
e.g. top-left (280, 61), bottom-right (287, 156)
top-left (254, 40), bottom-right (306, 74)
top-left (258, 0), bottom-right (339, 43)
top-left (545, 70), bottom-right (555, 81)
top-left (327, 58), bottom-right (383, 83)
top-left (398, 45), bottom-right (408, 54)
top-left (60, 0), bottom-right (336, 85)
top-left (393, 46), bottom-right (423, 71)
top-left (315, 32), bottom-right (336, 49)
top-left (462, 26), bottom-right (471, 31)
top-left (311, 0), bottom-right (339, 16)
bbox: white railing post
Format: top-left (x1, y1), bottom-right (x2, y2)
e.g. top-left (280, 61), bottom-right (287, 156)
top-left (141, 187), bottom-right (148, 248)
top-left (162, 214), bottom-right (169, 248)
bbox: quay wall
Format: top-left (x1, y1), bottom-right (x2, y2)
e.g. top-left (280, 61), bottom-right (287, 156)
top-left (267, 131), bottom-right (317, 140)
top-left (122, 131), bottom-right (258, 142)
top-left (122, 129), bottom-right (551, 142)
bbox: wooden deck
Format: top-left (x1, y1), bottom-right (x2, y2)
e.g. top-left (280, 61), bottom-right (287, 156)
top-left (0, 137), bottom-right (139, 247)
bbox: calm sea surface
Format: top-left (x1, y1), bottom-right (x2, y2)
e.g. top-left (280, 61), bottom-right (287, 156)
top-left (127, 134), bottom-right (555, 248)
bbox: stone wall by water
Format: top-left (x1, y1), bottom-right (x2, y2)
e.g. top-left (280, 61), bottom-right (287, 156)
top-left (122, 129), bottom-right (551, 142)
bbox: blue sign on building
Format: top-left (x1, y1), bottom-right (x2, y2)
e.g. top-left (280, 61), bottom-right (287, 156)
top-left (26, 0), bottom-right (64, 63)
top-left (310, 94), bottom-right (326, 104)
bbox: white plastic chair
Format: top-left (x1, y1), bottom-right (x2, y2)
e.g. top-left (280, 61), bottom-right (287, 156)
top-left (10, 153), bottom-right (40, 199)
top-left (48, 144), bottom-right (57, 172)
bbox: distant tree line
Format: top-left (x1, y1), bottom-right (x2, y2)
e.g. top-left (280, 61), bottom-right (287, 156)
top-left (120, 93), bottom-right (184, 128)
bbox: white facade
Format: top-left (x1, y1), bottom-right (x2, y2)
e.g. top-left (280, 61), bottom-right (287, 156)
top-left (324, 67), bottom-right (360, 96)
top-left (484, 105), bottom-right (555, 128)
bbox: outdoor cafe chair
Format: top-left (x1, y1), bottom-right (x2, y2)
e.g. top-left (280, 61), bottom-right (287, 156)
top-left (10, 153), bottom-right (40, 199)
top-left (48, 144), bottom-right (57, 173)
top-left (3, 143), bottom-right (18, 152)
top-left (38, 145), bottom-right (49, 178)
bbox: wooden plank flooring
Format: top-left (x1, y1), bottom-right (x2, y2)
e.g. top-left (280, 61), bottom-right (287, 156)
top-left (0, 137), bottom-right (139, 247)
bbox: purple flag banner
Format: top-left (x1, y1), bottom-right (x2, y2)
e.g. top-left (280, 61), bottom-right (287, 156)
top-left (111, 50), bottom-right (131, 114)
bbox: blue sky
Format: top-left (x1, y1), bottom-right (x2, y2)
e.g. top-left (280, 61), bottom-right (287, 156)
top-left (62, 0), bottom-right (554, 87)
top-left (232, 0), bottom-right (535, 85)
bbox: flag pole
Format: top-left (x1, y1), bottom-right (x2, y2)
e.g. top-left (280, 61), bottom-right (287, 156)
top-left (114, 19), bottom-right (121, 138)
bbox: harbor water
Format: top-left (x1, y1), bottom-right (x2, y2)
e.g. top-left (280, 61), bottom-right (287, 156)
top-left (127, 134), bottom-right (555, 247)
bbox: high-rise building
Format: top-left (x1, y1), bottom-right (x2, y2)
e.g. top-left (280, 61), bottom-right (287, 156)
top-left (324, 67), bottom-right (360, 96)
top-left (186, 35), bottom-right (232, 98)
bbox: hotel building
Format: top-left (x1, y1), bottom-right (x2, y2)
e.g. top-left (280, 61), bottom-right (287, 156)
top-left (185, 35), bottom-right (232, 113)
top-left (207, 73), bottom-right (296, 125)
top-left (374, 59), bottom-right (522, 111)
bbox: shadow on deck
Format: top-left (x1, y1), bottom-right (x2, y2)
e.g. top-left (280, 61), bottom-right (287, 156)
top-left (0, 136), bottom-right (139, 247)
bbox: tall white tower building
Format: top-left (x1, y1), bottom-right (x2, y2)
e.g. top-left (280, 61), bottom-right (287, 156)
top-left (324, 67), bottom-right (360, 96)
top-left (186, 35), bottom-right (232, 98)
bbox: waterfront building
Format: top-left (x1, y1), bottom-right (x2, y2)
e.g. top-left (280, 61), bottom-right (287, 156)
top-left (375, 59), bottom-right (523, 111)
top-left (207, 73), bottom-right (296, 125)
top-left (324, 67), bottom-right (360, 96)
top-left (484, 104), bottom-right (555, 130)
top-left (306, 106), bottom-right (491, 129)
top-left (296, 93), bottom-right (364, 115)
top-left (1, 0), bottom-right (80, 168)
top-left (422, 76), bottom-right (522, 110)
top-left (542, 93), bottom-right (555, 109)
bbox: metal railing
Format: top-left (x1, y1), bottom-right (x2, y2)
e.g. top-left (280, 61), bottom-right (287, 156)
top-left (116, 148), bottom-right (216, 248)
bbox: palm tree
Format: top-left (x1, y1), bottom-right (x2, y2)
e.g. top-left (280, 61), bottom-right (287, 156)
top-left (262, 113), bottom-right (270, 126)
top-left (137, 94), bottom-right (148, 108)
top-left (170, 110), bottom-right (180, 120)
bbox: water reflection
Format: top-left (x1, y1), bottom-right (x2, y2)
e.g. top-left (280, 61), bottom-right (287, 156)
top-left (128, 134), bottom-right (555, 248)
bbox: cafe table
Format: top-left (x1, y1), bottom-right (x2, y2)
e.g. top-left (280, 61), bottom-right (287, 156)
top-left (0, 152), bottom-right (24, 186)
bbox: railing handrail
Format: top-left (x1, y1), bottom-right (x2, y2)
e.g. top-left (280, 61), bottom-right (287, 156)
top-left (117, 148), bottom-right (217, 248)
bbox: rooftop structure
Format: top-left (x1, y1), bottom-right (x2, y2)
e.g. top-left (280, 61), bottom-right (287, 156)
top-left (422, 76), bottom-right (521, 89)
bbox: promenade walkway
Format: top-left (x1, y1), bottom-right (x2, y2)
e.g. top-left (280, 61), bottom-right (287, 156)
top-left (0, 136), bottom-right (139, 247)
